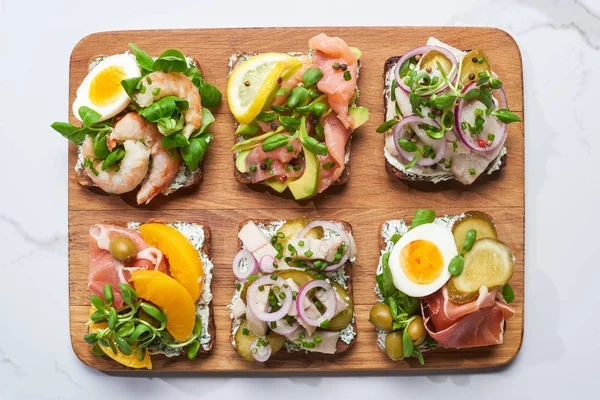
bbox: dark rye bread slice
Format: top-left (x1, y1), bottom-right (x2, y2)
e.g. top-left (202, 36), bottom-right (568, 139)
top-left (230, 52), bottom-right (354, 189)
top-left (74, 58), bottom-right (205, 195)
top-left (383, 56), bottom-right (507, 190)
top-left (90, 220), bottom-right (215, 354)
top-left (231, 219), bottom-right (357, 355)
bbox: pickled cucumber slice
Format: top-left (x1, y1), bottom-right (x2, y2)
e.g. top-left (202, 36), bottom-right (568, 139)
top-left (234, 319), bottom-right (285, 361)
top-left (460, 49), bottom-right (491, 87)
top-left (449, 238), bottom-right (514, 297)
top-left (452, 211), bottom-right (497, 252)
top-left (276, 217), bottom-right (324, 247)
top-left (420, 50), bottom-right (453, 75)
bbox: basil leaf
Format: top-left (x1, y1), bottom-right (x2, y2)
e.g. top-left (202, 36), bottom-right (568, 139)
top-left (376, 252), bottom-right (397, 298)
top-left (93, 135), bottom-right (111, 159)
top-left (181, 133), bottom-right (212, 171)
top-left (376, 119), bottom-right (399, 133)
top-left (162, 133), bottom-right (189, 149)
top-left (78, 106), bottom-right (102, 127)
top-left (390, 233), bottom-right (402, 244)
top-left (463, 88), bottom-right (480, 101)
top-left (121, 77), bottom-right (142, 99)
top-left (410, 209), bottom-right (436, 230)
top-left (138, 96), bottom-right (188, 122)
top-left (262, 133), bottom-right (289, 152)
top-left (409, 92), bottom-right (423, 116)
top-left (493, 109), bottom-right (522, 124)
top-left (50, 122), bottom-right (87, 145)
top-left (398, 138), bottom-right (418, 152)
top-left (198, 80), bottom-right (222, 108)
top-left (256, 112), bottom-right (278, 123)
top-left (402, 328), bottom-right (414, 358)
top-left (302, 67), bottom-right (324, 87)
top-left (102, 148), bottom-right (126, 170)
top-left (301, 136), bottom-right (328, 156)
top-left (462, 229), bottom-right (478, 253)
top-left (479, 85), bottom-right (493, 109)
top-left (391, 290), bottom-right (419, 316)
top-left (448, 255), bottom-right (465, 276)
top-left (183, 65), bottom-right (203, 88)
top-left (430, 94), bottom-right (457, 110)
top-left (153, 49), bottom-right (187, 73)
top-left (128, 43), bottom-right (155, 72)
top-left (412, 348), bottom-right (425, 365)
top-left (502, 284), bottom-right (515, 303)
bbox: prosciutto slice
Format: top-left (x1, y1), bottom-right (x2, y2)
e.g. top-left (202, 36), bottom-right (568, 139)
top-left (88, 224), bottom-right (166, 308)
top-left (421, 286), bottom-right (515, 349)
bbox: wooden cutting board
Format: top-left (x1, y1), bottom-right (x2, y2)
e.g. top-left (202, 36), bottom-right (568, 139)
top-left (67, 27), bottom-right (524, 372)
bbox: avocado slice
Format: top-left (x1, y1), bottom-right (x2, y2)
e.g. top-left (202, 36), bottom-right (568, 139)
top-left (349, 106), bottom-right (369, 129)
top-left (235, 122), bottom-right (259, 136)
top-left (288, 147), bottom-right (320, 200)
top-left (265, 177), bottom-right (288, 193)
top-left (235, 150), bottom-right (250, 173)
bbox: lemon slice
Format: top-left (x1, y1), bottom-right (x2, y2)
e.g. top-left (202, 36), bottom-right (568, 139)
top-left (228, 53), bottom-right (302, 124)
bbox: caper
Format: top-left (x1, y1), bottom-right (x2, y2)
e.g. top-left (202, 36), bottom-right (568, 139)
top-left (369, 303), bottom-right (393, 331)
top-left (109, 236), bottom-right (137, 262)
top-left (385, 331), bottom-right (404, 361)
top-left (407, 315), bottom-right (426, 345)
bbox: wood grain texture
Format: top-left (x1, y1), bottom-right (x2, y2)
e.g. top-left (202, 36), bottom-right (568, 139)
top-left (67, 27), bottom-right (524, 373)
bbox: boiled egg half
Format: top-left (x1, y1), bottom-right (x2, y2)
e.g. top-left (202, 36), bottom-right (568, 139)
top-left (388, 223), bottom-right (457, 297)
top-left (72, 54), bottom-right (141, 122)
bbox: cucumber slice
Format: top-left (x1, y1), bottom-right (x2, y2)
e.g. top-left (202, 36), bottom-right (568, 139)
top-left (234, 319), bottom-right (285, 361)
top-left (452, 211), bottom-right (497, 252)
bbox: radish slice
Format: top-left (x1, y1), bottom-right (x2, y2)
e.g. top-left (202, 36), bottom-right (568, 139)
top-left (393, 115), bottom-right (446, 167)
top-left (246, 275), bottom-right (293, 322)
top-left (454, 82), bottom-right (507, 152)
top-left (270, 318), bottom-right (300, 336)
top-left (249, 338), bottom-right (272, 362)
top-left (259, 255), bottom-right (277, 274)
top-left (297, 221), bottom-right (351, 272)
top-left (394, 45), bottom-right (458, 95)
top-left (232, 249), bottom-right (258, 281)
top-left (296, 280), bottom-right (337, 327)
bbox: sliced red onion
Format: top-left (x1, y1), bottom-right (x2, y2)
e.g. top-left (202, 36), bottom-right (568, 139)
top-left (454, 82), bottom-right (507, 152)
top-left (270, 318), bottom-right (300, 336)
top-left (259, 255), bottom-right (277, 274)
top-left (296, 280), bottom-right (337, 327)
top-left (393, 115), bottom-right (446, 167)
top-left (297, 221), bottom-right (351, 272)
top-left (395, 45), bottom-right (458, 95)
top-left (246, 275), bottom-right (293, 322)
top-left (250, 338), bottom-right (272, 362)
top-left (232, 249), bottom-right (258, 281)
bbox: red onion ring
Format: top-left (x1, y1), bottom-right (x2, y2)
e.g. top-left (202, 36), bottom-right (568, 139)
top-left (454, 82), bottom-right (507, 152)
top-left (259, 255), bottom-right (277, 274)
top-left (249, 338), bottom-right (272, 362)
top-left (393, 115), bottom-right (447, 167)
top-left (296, 280), bottom-right (337, 327)
top-left (395, 45), bottom-right (458, 95)
top-left (247, 275), bottom-right (293, 322)
top-left (232, 249), bottom-right (258, 281)
top-left (297, 221), bottom-right (351, 272)
top-left (270, 318), bottom-right (300, 336)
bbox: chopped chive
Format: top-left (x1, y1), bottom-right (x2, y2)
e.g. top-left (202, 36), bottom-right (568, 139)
top-left (319, 319), bottom-right (330, 329)
top-left (343, 71), bottom-right (351, 81)
top-left (488, 133), bottom-right (495, 141)
top-left (322, 162), bottom-right (335, 169)
top-left (286, 144), bottom-right (294, 152)
top-left (268, 168), bottom-right (274, 175)
top-left (250, 165), bottom-right (257, 173)
top-left (469, 168), bottom-right (476, 175)
top-left (146, 77), bottom-right (152, 84)
top-left (302, 342), bottom-right (316, 349)
top-left (293, 165), bottom-right (301, 171)
top-left (279, 292), bottom-right (286, 300)
top-left (270, 321), bottom-right (277, 329)
top-left (270, 274), bottom-right (278, 281)
top-left (304, 250), bottom-right (313, 258)
top-left (298, 240), bottom-right (305, 246)
top-left (264, 158), bottom-right (273, 167)
top-left (242, 328), bottom-right (249, 335)
top-left (314, 336), bottom-right (322, 344)
top-left (285, 165), bottom-right (292, 172)
top-left (258, 285), bottom-right (265, 291)
top-left (152, 87), bottom-right (161, 96)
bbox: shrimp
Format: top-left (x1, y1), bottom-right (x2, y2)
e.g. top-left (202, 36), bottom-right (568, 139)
top-left (82, 136), bottom-right (150, 195)
top-left (134, 71), bottom-right (202, 138)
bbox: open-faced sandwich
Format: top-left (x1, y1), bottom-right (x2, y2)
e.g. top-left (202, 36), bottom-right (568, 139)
top-left (370, 210), bottom-right (516, 364)
top-left (229, 218), bottom-right (357, 361)
top-left (52, 44), bottom-right (221, 204)
top-left (379, 38), bottom-right (522, 187)
top-left (84, 221), bottom-right (214, 369)
top-left (227, 34), bottom-right (369, 199)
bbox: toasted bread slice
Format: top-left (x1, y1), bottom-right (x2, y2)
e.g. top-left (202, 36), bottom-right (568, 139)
top-left (74, 58), bottom-right (205, 196)
top-left (229, 52), bottom-right (357, 190)
top-left (383, 56), bottom-right (507, 190)
top-left (230, 218), bottom-right (357, 356)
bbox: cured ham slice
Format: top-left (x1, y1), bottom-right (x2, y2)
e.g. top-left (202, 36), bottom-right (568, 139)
top-left (421, 286), bottom-right (515, 349)
top-left (88, 224), bottom-right (166, 308)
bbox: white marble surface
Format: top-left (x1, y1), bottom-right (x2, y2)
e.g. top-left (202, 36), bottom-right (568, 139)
top-left (1, 0), bottom-right (599, 398)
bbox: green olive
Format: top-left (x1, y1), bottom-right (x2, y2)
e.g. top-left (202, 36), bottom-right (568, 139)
top-left (109, 236), bottom-right (137, 262)
top-left (369, 303), bottom-right (393, 331)
top-left (385, 331), bottom-right (404, 361)
top-left (407, 316), bottom-right (426, 345)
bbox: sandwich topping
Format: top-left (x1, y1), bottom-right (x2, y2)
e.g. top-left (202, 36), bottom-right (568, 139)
top-left (228, 34), bottom-right (369, 199)
top-left (51, 44), bottom-right (221, 204)
top-left (371, 210), bottom-right (516, 364)
top-left (379, 38), bottom-right (522, 185)
top-left (85, 222), bottom-right (213, 369)
top-left (229, 218), bottom-right (357, 362)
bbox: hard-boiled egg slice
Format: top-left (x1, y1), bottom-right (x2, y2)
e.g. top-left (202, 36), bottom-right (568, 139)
top-left (388, 223), bottom-right (457, 297)
top-left (72, 54), bottom-right (141, 122)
